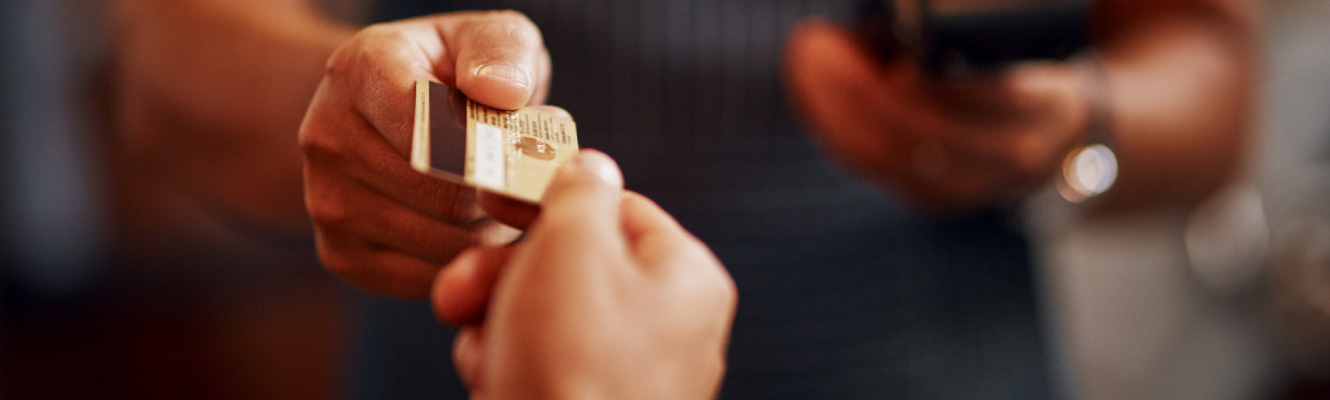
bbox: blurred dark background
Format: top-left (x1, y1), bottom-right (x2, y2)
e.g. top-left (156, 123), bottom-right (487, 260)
top-left (1, 1), bottom-right (351, 398)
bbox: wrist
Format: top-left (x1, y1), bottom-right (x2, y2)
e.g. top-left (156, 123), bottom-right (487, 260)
top-left (1056, 53), bottom-right (1118, 203)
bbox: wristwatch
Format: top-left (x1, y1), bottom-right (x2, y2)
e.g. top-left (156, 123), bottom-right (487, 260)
top-left (1056, 54), bottom-right (1118, 203)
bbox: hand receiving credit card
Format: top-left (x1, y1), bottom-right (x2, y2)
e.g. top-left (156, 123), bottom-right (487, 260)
top-left (410, 80), bottom-right (580, 204)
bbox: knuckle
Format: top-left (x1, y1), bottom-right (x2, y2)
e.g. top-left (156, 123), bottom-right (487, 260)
top-left (296, 118), bottom-right (318, 151)
top-left (474, 10), bottom-right (544, 49)
top-left (306, 194), bottom-right (355, 231)
top-left (694, 269), bottom-right (738, 314)
top-left (320, 245), bottom-right (427, 298)
top-left (488, 9), bottom-right (537, 29)
top-left (297, 116), bottom-right (334, 156)
top-left (435, 186), bottom-right (483, 222)
top-left (674, 242), bottom-right (735, 304)
top-left (402, 177), bottom-right (485, 224)
top-left (364, 23), bottom-right (417, 52)
top-left (324, 25), bottom-right (383, 80)
top-left (315, 241), bottom-right (358, 278)
top-left (712, 266), bottom-right (738, 308)
top-left (299, 139), bottom-right (329, 167)
top-left (359, 22), bottom-right (407, 46)
top-left (315, 229), bottom-right (434, 299)
top-left (298, 115), bottom-right (360, 169)
top-left (327, 24), bottom-right (407, 86)
top-left (322, 45), bottom-right (351, 80)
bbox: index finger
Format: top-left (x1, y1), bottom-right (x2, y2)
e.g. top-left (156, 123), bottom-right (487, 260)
top-left (617, 192), bottom-right (707, 264)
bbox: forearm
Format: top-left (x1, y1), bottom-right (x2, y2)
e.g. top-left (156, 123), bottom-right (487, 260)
top-left (1093, 0), bottom-right (1258, 211)
top-left (114, 0), bottom-right (357, 231)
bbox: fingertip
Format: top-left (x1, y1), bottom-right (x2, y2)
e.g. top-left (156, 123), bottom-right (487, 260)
top-left (453, 327), bottom-right (483, 389)
top-left (566, 149), bottom-right (623, 190)
top-left (433, 247), bottom-right (509, 326)
top-left (432, 250), bottom-right (478, 325)
top-left (536, 149), bottom-right (624, 231)
top-left (446, 246), bottom-right (515, 323)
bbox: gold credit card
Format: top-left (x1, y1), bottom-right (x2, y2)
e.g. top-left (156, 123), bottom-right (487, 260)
top-left (410, 79), bottom-right (579, 204)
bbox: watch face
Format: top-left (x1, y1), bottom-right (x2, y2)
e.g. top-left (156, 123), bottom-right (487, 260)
top-left (1058, 143), bottom-right (1118, 203)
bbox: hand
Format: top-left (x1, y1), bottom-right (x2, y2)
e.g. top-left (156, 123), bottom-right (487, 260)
top-left (299, 11), bottom-right (552, 297)
top-left (784, 19), bottom-right (1093, 214)
top-left (432, 151), bottom-right (737, 400)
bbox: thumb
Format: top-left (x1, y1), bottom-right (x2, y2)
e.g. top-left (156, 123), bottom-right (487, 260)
top-left (444, 11), bottom-right (551, 109)
top-left (534, 150), bottom-right (625, 236)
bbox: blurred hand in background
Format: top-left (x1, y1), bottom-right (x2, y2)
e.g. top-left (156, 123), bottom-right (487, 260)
top-left (785, 0), bottom-right (1258, 214)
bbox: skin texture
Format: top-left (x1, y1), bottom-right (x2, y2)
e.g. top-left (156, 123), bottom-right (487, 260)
top-left (113, 0), bottom-right (1258, 397)
top-left (117, 0), bottom-right (1258, 295)
top-left (784, 0), bottom-right (1258, 214)
top-left (434, 151), bottom-right (737, 400)
top-left (298, 11), bottom-right (553, 297)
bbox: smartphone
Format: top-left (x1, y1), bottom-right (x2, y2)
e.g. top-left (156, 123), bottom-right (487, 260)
top-left (858, 0), bottom-right (1091, 74)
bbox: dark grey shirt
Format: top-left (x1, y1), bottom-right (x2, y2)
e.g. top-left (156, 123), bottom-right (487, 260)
top-left (355, 1), bottom-right (1054, 398)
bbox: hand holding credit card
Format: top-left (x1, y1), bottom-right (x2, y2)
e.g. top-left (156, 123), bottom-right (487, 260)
top-left (410, 80), bottom-right (579, 204)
